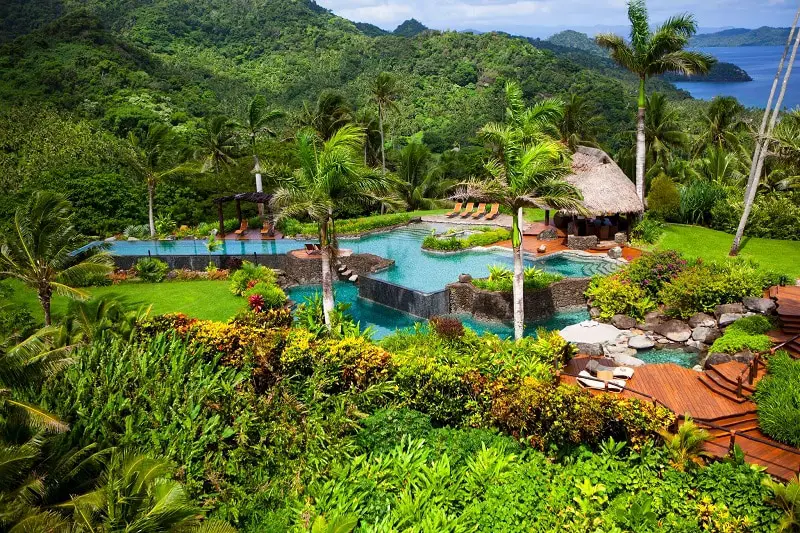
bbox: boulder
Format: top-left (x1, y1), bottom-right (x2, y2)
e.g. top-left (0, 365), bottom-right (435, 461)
top-left (655, 319), bottom-right (693, 343)
top-left (614, 232), bottom-right (627, 245)
top-left (607, 246), bottom-right (623, 260)
top-left (537, 244), bottom-right (547, 253)
top-left (657, 338), bottom-right (671, 345)
top-left (640, 311), bottom-right (664, 331)
top-left (538, 227), bottom-right (558, 241)
top-left (458, 274), bottom-right (473, 283)
top-left (705, 352), bottom-right (734, 366)
top-left (104, 236), bottom-right (116, 242)
top-left (604, 345), bottom-right (637, 358)
top-left (692, 326), bottom-right (721, 344)
top-left (742, 297), bottom-right (777, 315)
top-left (714, 303), bottom-right (744, 319)
top-left (718, 313), bottom-right (743, 327)
top-left (692, 365), bottom-right (704, 373)
top-left (628, 335), bottom-right (656, 350)
top-left (611, 314), bottom-right (637, 330)
top-left (686, 339), bottom-right (703, 350)
top-left (733, 349), bottom-right (755, 364)
top-left (589, 307), bottom-right (601, 319)
top-left (688, 312), bottom-right (717, 328)
top-left (575, 342), bottom-right (604, 356)
top-left (613, 353), bottom-right (646, 367)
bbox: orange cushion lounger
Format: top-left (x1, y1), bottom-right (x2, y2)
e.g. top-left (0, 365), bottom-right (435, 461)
top-left (234, 220), bottom-right (248, 235)
top-left (460, 202), bottom-right (475, 218)
top-left (484, 204), bottom-right (500, 220)
top-left (471, 203), bottom-right (487, 218)
top-left (446, 202), bottom-right (463, 217)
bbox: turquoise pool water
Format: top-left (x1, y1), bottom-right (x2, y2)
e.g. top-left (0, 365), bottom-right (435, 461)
top-left (636, 348), bottom-right (700, 369)
top-left (90, 223), bottom-right (618, 293)
top-left (287, 282), bottom-right (590, 340)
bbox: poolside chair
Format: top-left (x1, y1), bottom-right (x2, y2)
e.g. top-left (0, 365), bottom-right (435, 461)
top-left (576, 370), bottom-right (626, 393)
top-left (484, 203), bottom-right (500, 220)
top-left (260, 221), bottom-right (275, 239)
top-left (459, 202), bottom-right (475, 218)
top-left (304, 243), bottom-right (322, 255)
top-left (446, 202), bottom-right (463, 218)
top-left (585, 359), bottom-right (635, 380)
top-left (234, 219), bottom-right (248, 236)
top-left (471, 203), bottom-right (487, 219)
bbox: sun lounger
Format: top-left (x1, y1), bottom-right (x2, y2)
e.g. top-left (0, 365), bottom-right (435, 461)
top-left (484, 203), bottom-right (500, 220)
top-left (459, 202), bottom-right (475, 218)
top-left (234, 220), bottom-right (248, 236)
top-left (260, 221), bottom-right (273, 236)
top-left (585, 359), bottom-right (635, 380)
top-left (471, 203), bottom-right (487, 219)
top-left (446, 202), bottom-right (463, 218)
top-left (304, 243), bottom-right (321, 255)
top-left (577, 370), bottom-right (626, 392)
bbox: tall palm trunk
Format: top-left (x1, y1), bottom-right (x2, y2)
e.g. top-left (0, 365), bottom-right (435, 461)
top-left (511, 211), bottom-right (524, 340)
top-left (147, 178), bottom-right (156, 238)
top-left (635, 77), bottom-right (647, 202)
top-left (378, 105), bottom-right (387, 215)
top-left (38, 283), bottom-right (52, 326)
top-left (254, 153), bottom-right (264, 218)
top-left (320, 215), bottom-right (335, 329)
top-left (731, 9), bottom-right (800, 255)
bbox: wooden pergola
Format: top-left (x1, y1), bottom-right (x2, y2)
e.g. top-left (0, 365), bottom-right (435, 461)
top-left (213, 192), bottom-right (274, 237)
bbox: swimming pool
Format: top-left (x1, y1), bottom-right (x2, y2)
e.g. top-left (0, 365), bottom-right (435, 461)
top-left (91, 223), bottom-right (618, 293)
top-left (636, 348), bottom-right (700, 369)
top-left (287, 282), bottom-right (591, 340)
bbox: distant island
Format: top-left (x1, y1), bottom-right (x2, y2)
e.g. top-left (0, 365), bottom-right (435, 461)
top-left (691, 26), bottom-right (792, 47)
top-left (546, 30), bottom-right (752, 83)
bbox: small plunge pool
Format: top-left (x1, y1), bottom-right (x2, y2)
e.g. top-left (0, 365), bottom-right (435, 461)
top-left (636, 348), bottom-right (700, 369)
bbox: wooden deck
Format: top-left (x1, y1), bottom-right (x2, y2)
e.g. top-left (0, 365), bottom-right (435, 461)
top-left (495, 234), bottom-right (643, 262)
top-left (562, 357), bottom-right (800, 480)
top-left (772, 285), bottom-right (800, 356)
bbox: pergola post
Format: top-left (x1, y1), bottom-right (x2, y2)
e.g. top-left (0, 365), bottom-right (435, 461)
top-left (217, 203), bottom-right (225, 237)
top-left (235, 199), bottom-right (242, 226)
top-left (544, 209), bottom-right (550, 226)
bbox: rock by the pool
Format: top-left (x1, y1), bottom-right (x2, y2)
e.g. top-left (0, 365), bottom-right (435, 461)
top-left (742, 297), bottom-right (777, 315)
top-left (714, 303), bottom-right (744, 319)
top-left (655, 319), bottom-right (692, 343)
top-left (706, 352), bottom-right (734, 366)
top-left (628, 335), bottom-right (655, 350)
top-left (611, 314), bottom-right (637, 330)
top-left (692, 326), bottom-right (721, 344)
top-left (689, 312), bottom-right (716, 328)
top-left (589, 307), bottom-right (601, 319)
top-left (575, 342), bottom-right (604, 356)
top-left (607, 246), bottom-right (623, 259)
top-left (538, 227), bottom-right (558, 241)
top-left (733, 349), bottom-right (755, 364)
top-left (718, 313), bottom-right (743, 327)
top-left (613, 354), bottom-right (646, 367)
top-left (537, 244), bottom-right (547, 253)
top-left (458, 274), bottom-right (472, 283)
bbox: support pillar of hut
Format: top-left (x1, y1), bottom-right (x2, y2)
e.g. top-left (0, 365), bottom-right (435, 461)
top-left (544, 209), bottom-right (550, 226)
top-left (217, 203), bottom-right (225, 237)
top-left (235, 200), bottom-right (242, 226)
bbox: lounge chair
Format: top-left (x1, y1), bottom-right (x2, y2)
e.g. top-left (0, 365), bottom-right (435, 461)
top-left (304, 243), bottom-right (322, 255)
top-left (585, 359), bottom-right (635, 380)
top-left (484, 203), bottom-right (500, 220)
top-left (260, 221), bottom-right (275, 239)
top-left (577, 370), bottom-right (626, 392)
top-left (234, 220), bottom-right (248, 236)
top-left (471, 203), bottom-right (487, 219)
top-left (459, 202), bottom-right (475, 218)
top-left (446, 202), bottom-right (463, 218)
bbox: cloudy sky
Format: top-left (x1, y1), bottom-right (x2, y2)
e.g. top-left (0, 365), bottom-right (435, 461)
top-left (314, 0), bottom-right (795, 37)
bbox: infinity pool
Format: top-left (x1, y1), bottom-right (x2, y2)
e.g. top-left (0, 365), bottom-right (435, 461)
top-left (93, 223), bottom-right (618, 293)
top-left (287, 283), bottom-right (591, 340)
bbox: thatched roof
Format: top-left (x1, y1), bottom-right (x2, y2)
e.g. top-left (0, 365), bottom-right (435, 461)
top-left (549, 146), bottom-right (643, 216)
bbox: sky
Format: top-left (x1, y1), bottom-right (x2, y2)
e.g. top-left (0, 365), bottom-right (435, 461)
top-left (313, 0), bottom-right (796, 38)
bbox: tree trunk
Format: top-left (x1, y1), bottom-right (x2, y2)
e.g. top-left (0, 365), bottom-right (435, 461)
top-left (39, 284), bottom-right (52, 327)
top-left (731, 9), bottom-right (800, 255)
top-left (635, 77), bottom-right (647, 203)
top-left (320, 216), bottom-right (335, 329)
top-left (254, 154), bottom-right (265, 218)
top-left (511, 212), bottom-right (524, 341)
top-left (148, 178), bottom-right (156, 238)
top-left (378, 105), bottom-right (386, 215)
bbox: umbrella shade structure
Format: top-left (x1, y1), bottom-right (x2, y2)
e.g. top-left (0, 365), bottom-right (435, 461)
top-left (559, 320), bottom-right (622, 345)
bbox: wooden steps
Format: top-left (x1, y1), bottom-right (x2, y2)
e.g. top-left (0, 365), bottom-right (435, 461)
top-left (698, 373), bottom-right (749, 403)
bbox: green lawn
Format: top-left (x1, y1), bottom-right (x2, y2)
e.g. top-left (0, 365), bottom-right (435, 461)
top-left (3, 279), bottom-right (244, 323)
top-left (657, 224), bottom-right (800, 279)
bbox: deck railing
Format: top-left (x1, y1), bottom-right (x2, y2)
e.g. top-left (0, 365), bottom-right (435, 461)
top-left (734, 332), bottom-right (800, 397)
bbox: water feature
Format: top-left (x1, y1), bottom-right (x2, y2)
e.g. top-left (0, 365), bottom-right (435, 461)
top-left (287, 282), bottom-right (590, 340)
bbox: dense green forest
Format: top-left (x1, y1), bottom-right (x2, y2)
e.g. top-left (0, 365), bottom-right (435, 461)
top-left (691, 26), bottom-right (792, 47)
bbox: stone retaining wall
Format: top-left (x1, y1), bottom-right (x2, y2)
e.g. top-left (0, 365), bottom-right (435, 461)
top-left (113, 254), bottom-right (286, 271)
top-left (282, 253), bottom-right (394, 285)
top-left (359, 277), bottom-right (449, 318)
top-left (447, 277), bottom-right (591, 323)
top-left (567, 235), bottom-right (598, 250)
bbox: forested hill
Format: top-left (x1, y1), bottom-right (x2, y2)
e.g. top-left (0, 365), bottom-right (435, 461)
top-left (691, 26), bottom-right (791, 47)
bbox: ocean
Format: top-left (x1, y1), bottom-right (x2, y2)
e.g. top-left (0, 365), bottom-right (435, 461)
top-left (674, 46), bottom-right (800, 110)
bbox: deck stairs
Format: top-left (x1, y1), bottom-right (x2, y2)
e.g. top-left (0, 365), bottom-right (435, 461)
top-left (770, 285), bottom-right (800, 357)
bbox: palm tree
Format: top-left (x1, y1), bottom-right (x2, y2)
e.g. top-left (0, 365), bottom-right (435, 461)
top-left (299, 91), bottom-right (352, 141)
top-left (240, 94), bottom-right (284, 218)
top-left (644, 92), bottom-right (687, 169)
top-left (0, 193), bottom-right (113, 326)
top-left (393, 137), bottom-right (454, 210)
top-left (596, 0), bottom-right (714, 201)
top-left (692, 147), bottom-right (746, 188)
top-left (126, 123), bottom-right (183, 237)
top-left (560, 93), bottom-right (599, 150)
top-left (272, 125), bottom-right (391, 327)
top-left (659, 417), bottom-right (713, 471)
top-left (694, 96), bottom-right (749, 154)
top-left (459, 128), bottom-right (583, 340)
top-left (764, 475), bottom-right (800, 532)
top-left (354, 108), bottom-right (383, 167)
top-left (196, 115), bottom-right (238, 177)
top-left (503, 82), bottom-right (563, 144)
top-left (371, 72), bottom-right (401, 178)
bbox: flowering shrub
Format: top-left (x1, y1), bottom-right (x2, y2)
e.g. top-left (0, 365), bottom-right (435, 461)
top-left (229, 261), bottom-right (277, 296)
top-left (623, 250), bottom-right (686, 298)
top-left (244, 282), bottom-right (287, 311)
top-left (585, 275), bottom-right (655, 320)
top-left (429, 316), bottom-right (465, 340)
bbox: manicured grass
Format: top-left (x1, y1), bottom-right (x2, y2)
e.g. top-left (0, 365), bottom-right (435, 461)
top-left (657, 224), bottom-right (800, 279)
top-left (3, 279), bottom-right (244, 323)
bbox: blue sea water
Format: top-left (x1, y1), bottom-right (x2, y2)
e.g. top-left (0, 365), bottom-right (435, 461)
top-left (674, 46), bottom-right (800, 109)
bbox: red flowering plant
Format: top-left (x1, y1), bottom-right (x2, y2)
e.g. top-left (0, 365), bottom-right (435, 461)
top-left (249, 293), bottom-right (265, 313)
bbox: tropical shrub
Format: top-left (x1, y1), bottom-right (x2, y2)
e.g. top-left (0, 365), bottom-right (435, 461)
top-left (229, 261), bottom-right (277, 295)
top-left (423, 227), bottom-right (511, 251)
top-left (585, 275), bottom-right (655, 320)
top-left (134, 257), bottom-right (169, 282)
top-left (472, 264), bottom-right (563, 292)
top-left (709, 329), bottom-right (772, 354)
top-left (623, 250), bottom-right (686, 298)
top-left (727, 315), bottom-right (774, 336)
top-left (755, 351), bottom-right (800, 447)
top-left (245, 282), bottom-right (288, 311)
top-left (678, 181), bottom-right (723, 225)
top-left (281, 213), bottom-right (411, 237)
top-left (429, 316), bottom-right (465, 340)
top-left (630, 215), bottom-right (665, 244)
top-left (646, 174), bottom-right (680, 220)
